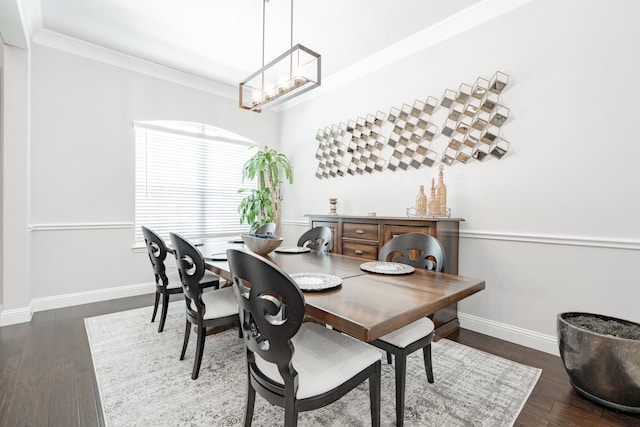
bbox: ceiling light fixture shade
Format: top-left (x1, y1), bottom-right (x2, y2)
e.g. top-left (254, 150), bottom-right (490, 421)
top-left (239, 44), bottom-right (321, 111)
top-left (239, 0), bottom-right (321, 112)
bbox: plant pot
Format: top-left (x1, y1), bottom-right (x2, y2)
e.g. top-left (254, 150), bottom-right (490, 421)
top-left (557, 312), bottom-right (640, 413)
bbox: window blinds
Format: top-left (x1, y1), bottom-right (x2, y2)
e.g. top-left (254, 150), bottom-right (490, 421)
top-left (134, 124), bottom-right (256, 244)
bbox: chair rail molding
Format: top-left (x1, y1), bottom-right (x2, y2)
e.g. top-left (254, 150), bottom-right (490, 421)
top-left (29, 222), bottom-right (134, 232)
top-left (286, 221), bottom-right (638, 250)
top-left (281, 219), bottom-right (309, 227)
top-left (460, 230), bottom-right (640, 251)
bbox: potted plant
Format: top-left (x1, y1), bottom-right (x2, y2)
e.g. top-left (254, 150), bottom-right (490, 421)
top-left (238, 145), bottom-right (293, 234)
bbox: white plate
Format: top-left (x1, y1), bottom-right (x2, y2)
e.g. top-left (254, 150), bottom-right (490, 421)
top-left (360, 261), bottom-right (415, 275)
top-left (206, 253), bottom-right (227, 261)
top-left (275, 246), bottom-right (311, 254)
top-left (289, 272), bottom-right (342, 291)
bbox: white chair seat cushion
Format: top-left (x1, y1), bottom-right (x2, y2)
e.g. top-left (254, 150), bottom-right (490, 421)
top-left (164, 269), bottom-right (218, 290)
top-left (200, 270), bottom-right (220, 287)
top-left (255, 322), bottom-right (381, 400)
top-left (190, 286), bottom-right (238, 320)
top-left (378, 317), bottom-right (435, 348)
top-left (165, 270), bottom-right (183, 290)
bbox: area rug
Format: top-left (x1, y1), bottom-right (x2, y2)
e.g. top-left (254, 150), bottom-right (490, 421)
top-left (85, 302), bottom-right (541, 426)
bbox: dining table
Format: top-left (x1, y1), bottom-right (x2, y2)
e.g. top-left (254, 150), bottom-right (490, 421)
top-left (193, 237), bottom-right (486, 343)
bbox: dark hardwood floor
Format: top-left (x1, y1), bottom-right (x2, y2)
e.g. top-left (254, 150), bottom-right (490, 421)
top-left (1, 294), bottom-right (638, 427)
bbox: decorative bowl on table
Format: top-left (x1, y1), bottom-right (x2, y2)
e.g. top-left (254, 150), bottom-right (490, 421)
top-left (241, 233), bottom-right (283, 256)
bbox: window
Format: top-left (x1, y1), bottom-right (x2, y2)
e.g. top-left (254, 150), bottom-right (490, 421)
top-left (134, 121), bottom-right (257, 245)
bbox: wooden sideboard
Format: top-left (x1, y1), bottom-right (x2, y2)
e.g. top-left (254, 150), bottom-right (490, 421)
top-left (306, 214), bottom-right (465, 339)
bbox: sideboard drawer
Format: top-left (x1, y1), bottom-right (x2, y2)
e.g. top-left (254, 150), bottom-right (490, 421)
top-left (382, 224), bottom-right (433, 242)
top-left (343, 223), bottom-right (379, 241)
top-left (342, 242), bottom-right (378, 259)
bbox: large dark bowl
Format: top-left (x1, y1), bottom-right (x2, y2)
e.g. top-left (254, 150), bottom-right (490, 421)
top-left (241, 233), bottom-right (283, 256)
top-left (557, 312), bottom-right (640, 413)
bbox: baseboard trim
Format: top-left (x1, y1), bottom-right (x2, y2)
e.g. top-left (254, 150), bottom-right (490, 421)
top-left (0, 282), bottom-right (155, 327)
top-left (31, 282), bottom-right (156, 313)
top-left (0, 305), bottom-right (33, 327)
top-left (459, 311), bottom-right (559, 356)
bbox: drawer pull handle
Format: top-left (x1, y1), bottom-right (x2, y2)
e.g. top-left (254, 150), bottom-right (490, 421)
top-left (354, 250), bottom-right (363, 255)
top-left (355, 229), bottom-right (365, 234)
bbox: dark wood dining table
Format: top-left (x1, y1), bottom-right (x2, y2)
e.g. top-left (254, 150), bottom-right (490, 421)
top-left (196, 238), bottom-right (485, 342)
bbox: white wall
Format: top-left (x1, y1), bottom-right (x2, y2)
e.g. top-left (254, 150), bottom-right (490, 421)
top-left (278, 0), bottom-right (640, 353)
top-left (28, 43), bottom-right (281, 298)
top-left (1, 44), bottom-right (30, 316)
top-left (0, 41), bottom-right (281, 324)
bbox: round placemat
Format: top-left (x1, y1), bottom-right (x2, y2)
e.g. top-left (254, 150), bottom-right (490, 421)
top-left (360, 261), bottom-right (415, 275)
top-left (289, 272), bottom-right (342, 291)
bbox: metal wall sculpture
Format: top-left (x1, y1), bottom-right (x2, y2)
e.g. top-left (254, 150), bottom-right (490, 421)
top-left (314, 71), bottom-right (511, 179)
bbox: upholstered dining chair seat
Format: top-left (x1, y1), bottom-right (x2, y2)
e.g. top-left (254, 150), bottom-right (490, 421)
top-left (189, 286), bottom-right (238, 320)
top-left (164, 270), bottom-right (182, 290)
top-left (166, 269), bottom-right (219, 290)
top-left (378, 318), bottom-right (435, 348)
top-left (255, 322), bottom-right (381, 400)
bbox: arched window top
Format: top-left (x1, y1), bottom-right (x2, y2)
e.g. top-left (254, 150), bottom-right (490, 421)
top-left (134, 120), bottom-right (255, 145)
top-left (133, 120), bottom-right (258, 245)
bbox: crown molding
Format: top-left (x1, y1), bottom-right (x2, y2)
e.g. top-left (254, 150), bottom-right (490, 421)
top-left (278, 0), bottom-right (533, 111)
top-left (21, 0), bottom-right (532, 112)
top-left (1, 0), bottom-right (30, 48)
top-left (32, 28), bottom-right (237, 100)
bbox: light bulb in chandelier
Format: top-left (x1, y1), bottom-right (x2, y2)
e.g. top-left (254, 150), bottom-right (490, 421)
top-left (239, 0), bottom-right (321, 112)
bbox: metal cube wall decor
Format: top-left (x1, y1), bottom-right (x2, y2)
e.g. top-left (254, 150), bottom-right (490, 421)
top-left (314, 71), bottom-right (512, 178)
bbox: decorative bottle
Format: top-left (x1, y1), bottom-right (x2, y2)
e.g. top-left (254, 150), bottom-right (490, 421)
top-left (415, 185), bottom-right (427, 216)
top-left (435, 164), bottom-right (447, 216)
top-left (428, 178), bottom-right (439, 216)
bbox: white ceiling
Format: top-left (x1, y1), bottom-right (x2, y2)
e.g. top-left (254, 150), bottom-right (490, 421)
top-left (35, 0), bottom-right (482, 88)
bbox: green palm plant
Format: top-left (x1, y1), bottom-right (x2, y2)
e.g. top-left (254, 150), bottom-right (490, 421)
top-left (238, 145), bottom-right (293, 234)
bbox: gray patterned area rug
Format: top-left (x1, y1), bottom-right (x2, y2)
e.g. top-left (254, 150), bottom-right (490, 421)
top-left (85, 302), bottom-right (541, 427)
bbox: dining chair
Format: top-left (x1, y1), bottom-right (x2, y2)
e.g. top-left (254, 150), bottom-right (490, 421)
top-left (254, 222), bottom-right (276, 235)
top-left (297, 226), bottom-right (333, 252)
top-left (169, 232), bottom-right (240, 380)
top-left (141, 226), bottom-right (220, 332)
top-left (226, 248), bottom-right (382, 427)
top-left (373, 232), bottom-right (445, 427)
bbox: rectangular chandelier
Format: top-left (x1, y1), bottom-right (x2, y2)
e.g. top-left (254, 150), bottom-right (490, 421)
top-left (239, 43), bottom-right (321, 112)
